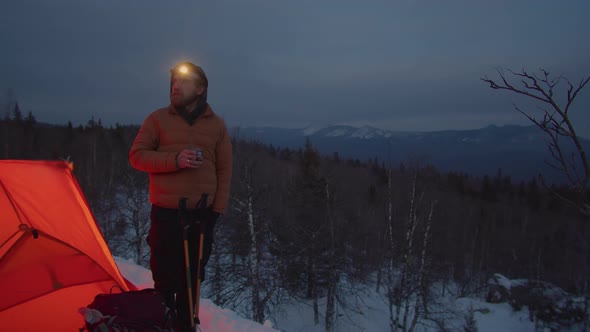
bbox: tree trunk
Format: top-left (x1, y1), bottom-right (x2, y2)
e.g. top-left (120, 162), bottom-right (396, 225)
top-left (313, 276), bottom-right (319, 325)
top-left (212, 239), bottom-right (222, 306)
top-left (325, 280), bottom-right (336, 332)
top-left (324, 183), bottom-right (337, 332)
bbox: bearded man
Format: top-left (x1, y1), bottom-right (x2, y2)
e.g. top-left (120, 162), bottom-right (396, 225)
top-left (129, 61), bottom-right (232, 331)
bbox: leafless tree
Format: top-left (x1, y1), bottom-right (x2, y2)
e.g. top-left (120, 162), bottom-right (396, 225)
top-left (387, 167), bottom-right (437, 332)
top-left (117, 169), bottom-right (151, 266)
top-left (207, 140), bottom-right (283, 324)
top-left (482, 68), bottom-right (590, 215)
top-left (231, 155), bottom-right (273, 324)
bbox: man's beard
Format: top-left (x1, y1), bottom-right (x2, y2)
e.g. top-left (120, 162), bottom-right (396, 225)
top-left (171, 91), bottom-right (199, 109)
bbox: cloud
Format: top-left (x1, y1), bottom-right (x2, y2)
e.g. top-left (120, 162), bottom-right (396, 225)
top-left (1, 0), bottom-right (589, 134)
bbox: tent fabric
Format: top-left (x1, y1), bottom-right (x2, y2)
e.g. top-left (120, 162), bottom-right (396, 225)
top-left (0, 160), bottom-right (131, 330)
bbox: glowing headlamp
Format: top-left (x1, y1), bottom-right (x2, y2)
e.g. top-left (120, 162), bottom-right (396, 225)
top-left (174, 65), bottom-right (200, 81)
top-left (178, 65), bottom-right (189, 74)
top-left (170, 62), bottom-right (208, 88)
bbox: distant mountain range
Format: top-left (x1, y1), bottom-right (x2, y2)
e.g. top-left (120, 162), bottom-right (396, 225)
top-left (230, 124), bottom-right (589, 184)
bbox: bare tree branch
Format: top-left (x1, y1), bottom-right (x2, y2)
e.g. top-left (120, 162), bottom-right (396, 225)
top-left (482, 67), bottom-right (590, 216)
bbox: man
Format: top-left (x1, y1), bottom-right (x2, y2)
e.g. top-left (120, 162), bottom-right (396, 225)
top-left (129, 61), bottom-right (232, 331)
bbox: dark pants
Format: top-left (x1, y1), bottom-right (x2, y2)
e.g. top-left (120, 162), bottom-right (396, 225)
top-left (148, 205), bottom-right (215, 332)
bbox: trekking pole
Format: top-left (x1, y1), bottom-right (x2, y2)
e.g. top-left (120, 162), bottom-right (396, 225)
top-left (193, 193), bottom-right (208, 325)
top-left (179, 197), bottom-right (196, 329)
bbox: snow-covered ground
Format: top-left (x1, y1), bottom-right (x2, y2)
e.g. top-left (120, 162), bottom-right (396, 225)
top-left (115, 257), bottom-right (584, 332)
top-left (115, 257), bottom-right (278, 332)
top-left (268, 284), bottom-right (541, 332)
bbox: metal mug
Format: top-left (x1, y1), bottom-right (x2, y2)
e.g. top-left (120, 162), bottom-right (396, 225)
top-left (191, 147), bottom-right (203, 161)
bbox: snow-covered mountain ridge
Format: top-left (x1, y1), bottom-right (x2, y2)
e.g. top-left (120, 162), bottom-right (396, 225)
top-left (244, 124), bottom-right (547, 143)
top-left (232, 124), bottom-right (587, 183)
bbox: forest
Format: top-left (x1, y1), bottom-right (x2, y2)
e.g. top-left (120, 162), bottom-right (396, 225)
top-left (1, 107), bottom-right (588, 331)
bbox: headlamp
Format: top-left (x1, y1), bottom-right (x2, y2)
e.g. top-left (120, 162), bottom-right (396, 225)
top-left (170, 62), bottom-right (208, 88)
top-left (174, 65), bottom-right (200, 81)
top-left (178, 65), bottom-right (189, 74)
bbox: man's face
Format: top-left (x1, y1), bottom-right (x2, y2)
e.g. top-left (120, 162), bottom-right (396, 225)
top-left (170, 74), bottom-right (204, 108)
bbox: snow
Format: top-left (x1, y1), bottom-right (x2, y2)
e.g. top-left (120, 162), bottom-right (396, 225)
top-left (268, 286), bottom-right (543, 332)
top-left (115, 257), bottom-right (586, 332)
top-left (114, 257), bottom-right (279, 332)
top-left (350, 126), bottom-right (386, 139)
top-left (325, 127), bottom-right (351, 137)
top-left (302, 126), bottom-right (323, 136)
top-left (492, 273), bottom-right (528, 291)
top-left (454, 298), bottom-right (536, 332)
top-left (321, 126), bottom-right (393, 139)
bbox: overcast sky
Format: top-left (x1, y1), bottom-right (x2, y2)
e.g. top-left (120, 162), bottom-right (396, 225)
top-left (1, 0), bottom-right (589, 135)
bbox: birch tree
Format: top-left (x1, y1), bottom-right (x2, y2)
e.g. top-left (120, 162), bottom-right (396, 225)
top-left (210, 140), bottom-right (281, 324)
top-left (388, 167), bottom-right (437, 332)
top-left (114, 168), bottom-right (151, 266)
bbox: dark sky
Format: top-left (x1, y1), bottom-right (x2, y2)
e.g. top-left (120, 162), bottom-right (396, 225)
top-left (2, 0), bottom-right (589, 135)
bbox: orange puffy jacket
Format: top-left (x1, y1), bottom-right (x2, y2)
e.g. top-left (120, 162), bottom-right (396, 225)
top-left (129, 105), bottom-right (232, 214)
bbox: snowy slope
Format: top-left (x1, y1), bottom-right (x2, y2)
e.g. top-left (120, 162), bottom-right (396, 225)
top-left (114, 257), bottom-right (279, 332)
top-left (114, 257), bottom-right (583, 332)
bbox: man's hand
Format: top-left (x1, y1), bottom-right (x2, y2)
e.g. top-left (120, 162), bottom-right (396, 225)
top-left (176, 149), bottom-right (203, 169)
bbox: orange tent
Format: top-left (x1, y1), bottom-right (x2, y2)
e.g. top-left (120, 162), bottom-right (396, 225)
top-left (0, 160), bottom-right (131, 330)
